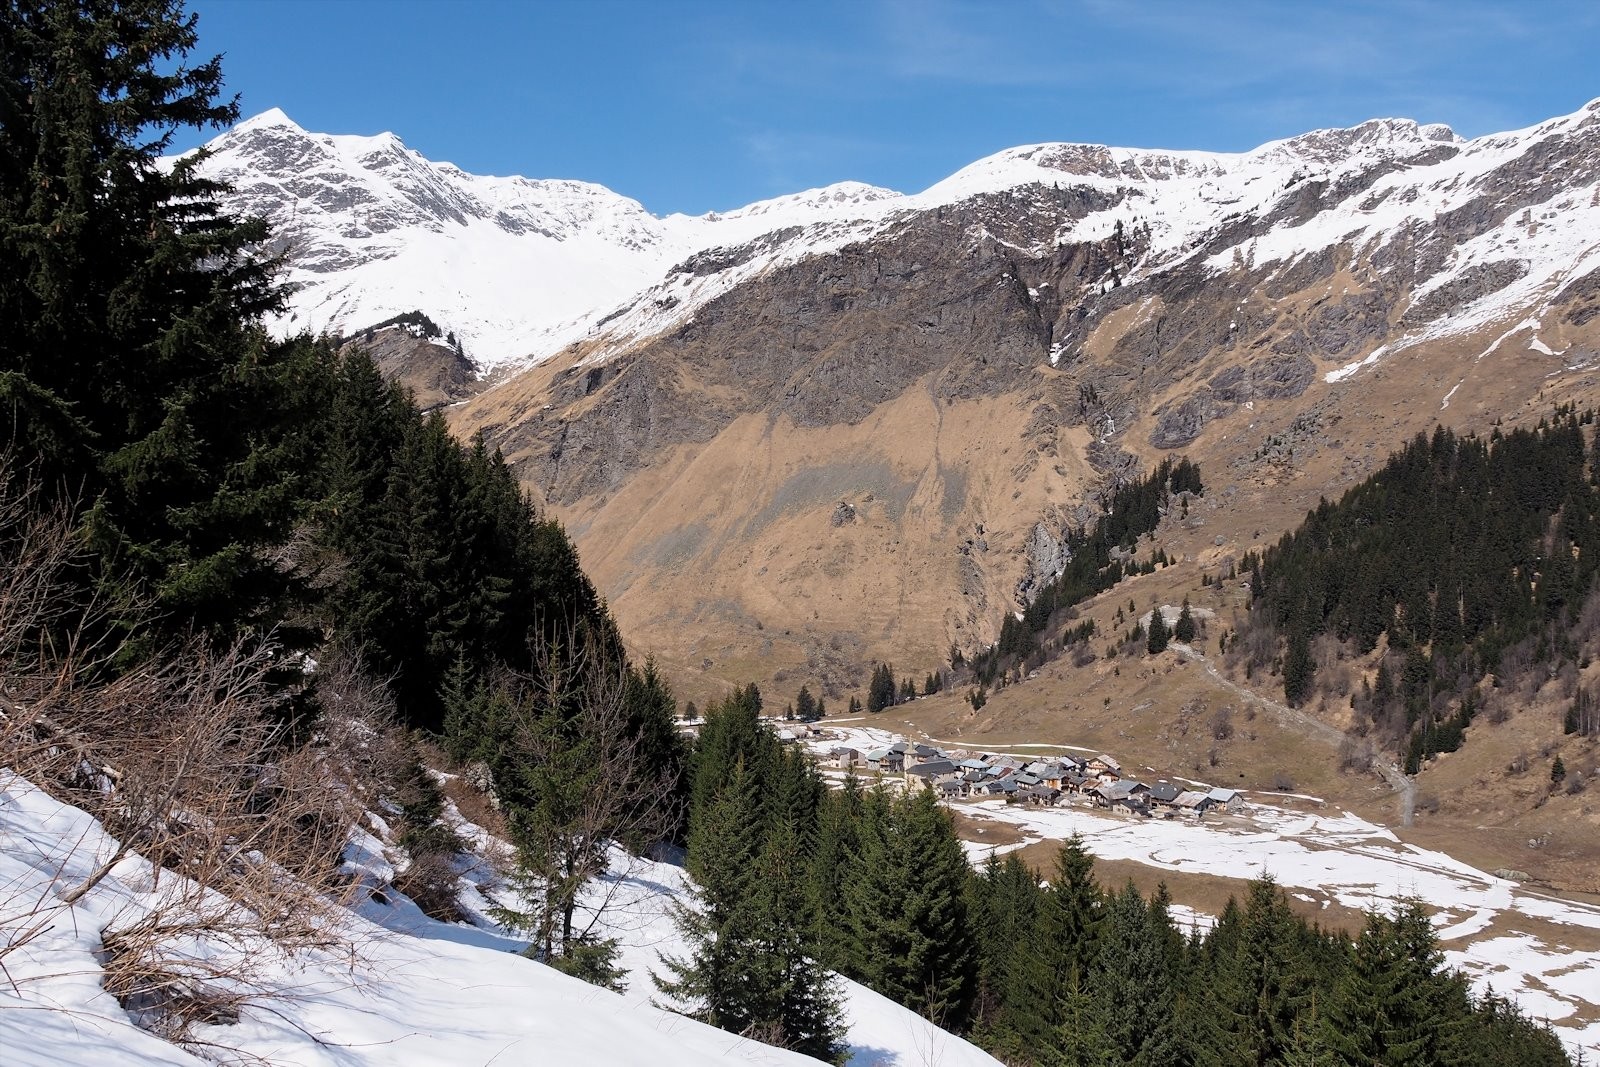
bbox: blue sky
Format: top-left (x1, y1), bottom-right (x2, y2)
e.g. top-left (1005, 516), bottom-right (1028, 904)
top-left (175, 0), bottom-right (1599, 216)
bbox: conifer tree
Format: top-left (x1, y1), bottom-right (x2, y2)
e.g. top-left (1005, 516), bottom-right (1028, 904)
top-left (656, 758), bottom-right (764, 1025)
top-left (1096, 882), bottom-right (1180, 1066)
top-left (1175, 598), bottom-right (1197, 643)
top-left (867, 663), bottom-right (896, 712)
top-left (1053, 968), bottom-right (1119, 1067)
top-left (809, 776), bottom-right (863, 974)
top-left (0, 0), bottom-right (316, 643)
top-left (1283, 625), bottom-right (1315, 707)
top-left (1040, 834), bottom-right (1102, 1020)
top-left (1147, 607), bottom-right (1171, 654)
top-left (971, 853), bottom-right (1052, 1057)
top-left (1196, 877), bottom-right (1314, 1066)
top-left (848, 786), bottom-right (977, 1031)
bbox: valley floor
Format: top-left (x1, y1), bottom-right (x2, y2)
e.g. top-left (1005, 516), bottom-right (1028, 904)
top-left (800, 720), bottom-right (1600, 1059)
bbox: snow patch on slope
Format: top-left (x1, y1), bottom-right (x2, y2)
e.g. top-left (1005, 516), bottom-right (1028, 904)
top-left (0, 769), bottom-right (1002, 1067)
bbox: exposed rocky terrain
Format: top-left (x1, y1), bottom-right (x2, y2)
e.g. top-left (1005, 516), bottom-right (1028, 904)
top-left (198, 100), bottom-right (1600, 708)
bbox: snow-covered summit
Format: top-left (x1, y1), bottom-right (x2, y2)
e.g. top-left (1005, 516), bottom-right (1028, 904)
top-left (191, 99), bottom-right (1600, 375)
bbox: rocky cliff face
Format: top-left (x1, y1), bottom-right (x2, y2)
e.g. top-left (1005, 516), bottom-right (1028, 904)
top-left (198, 101), bottom-right (1600, 699)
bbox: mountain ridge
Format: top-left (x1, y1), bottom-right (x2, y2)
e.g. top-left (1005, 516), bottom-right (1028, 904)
top-left (193, 102), bottom-right (1597, 373)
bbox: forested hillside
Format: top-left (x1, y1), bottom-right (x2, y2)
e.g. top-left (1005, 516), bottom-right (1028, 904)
top-left (0, 0), bottom-right (684, 1044)
top-left (1240, 412), bottom-right (1600, 775)
top-left (668, 695), bottom-right (1572, 1066)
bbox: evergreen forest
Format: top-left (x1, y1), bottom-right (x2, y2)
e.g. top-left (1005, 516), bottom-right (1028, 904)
top-left (1243, 414), bottom-right (1600, 769)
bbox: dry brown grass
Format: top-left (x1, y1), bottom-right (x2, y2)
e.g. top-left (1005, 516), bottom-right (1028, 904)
top-left (0, 466), bottom-right (368, 1049)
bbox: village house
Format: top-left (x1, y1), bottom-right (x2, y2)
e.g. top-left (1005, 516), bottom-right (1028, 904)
top-left (985, 775), bottom-right (1020, 797)
top-left (1020, 784), bottom-right (1063, 807)
top-left (1148, 781), bottom-right (1183, 808)
top-left (905, 758), bottom-right (959, 787)
top-left (1207, 787), bottom-right (1245, 814)
top-left (1062, 771), bottom-right (1096, 794)
top-left (830, 747), bottom-right (862, 770)
top-left (866, 747), bottom-right (905, 773)
top-left (1086, 754), bottom-right (1123, 780)
top-left (1092, 779), bottom-right (1150, 815)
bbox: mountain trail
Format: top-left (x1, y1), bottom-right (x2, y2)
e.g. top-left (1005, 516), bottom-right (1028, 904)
top-left (1172, 641), bottom-right (1416, 826)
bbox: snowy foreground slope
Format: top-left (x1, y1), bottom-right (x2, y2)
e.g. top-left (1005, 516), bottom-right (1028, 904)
top-left (195, 99), bottom-right (1600, 378)
top-left (0, 770), bottom-right (998, 1067)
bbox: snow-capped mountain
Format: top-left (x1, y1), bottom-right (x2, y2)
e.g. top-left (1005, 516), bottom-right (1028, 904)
top-left (196, 101), bottom-right (1600, 377)
top-left (194, 108), bottom-right (901, 366)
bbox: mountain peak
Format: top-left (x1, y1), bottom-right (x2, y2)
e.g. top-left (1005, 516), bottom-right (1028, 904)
top-left (234, 106), bottom-right (303, 134)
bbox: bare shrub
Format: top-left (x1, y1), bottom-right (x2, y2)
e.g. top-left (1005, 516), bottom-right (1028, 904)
top-left (0, 464), bottom-right (358, 1046)
top-left (1338, 736), bottom-right (1374, 774)
top-left (1415, 793), bottom-right (1441, 815)
top-left (1272, 772), bottom-right (1296, 792)
top-left (1210, 707), bottom-right (1235, 741)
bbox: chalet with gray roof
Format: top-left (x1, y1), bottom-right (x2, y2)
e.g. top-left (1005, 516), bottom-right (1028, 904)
top-left (1092, 779), bottom-right (1150, 814)
top-left (905, 759), bottom-right (959, 786)
top-left (1021, 785), bottom-right (1062, 807)
top-left (1149, 781), bottom-right (1183, 806)
top-left (985, 776), bottom-right (1020, 797)
top-left (867, 747), bottom-right (904, 772)
top-left (1207, 787), bottom-right (1244, 813)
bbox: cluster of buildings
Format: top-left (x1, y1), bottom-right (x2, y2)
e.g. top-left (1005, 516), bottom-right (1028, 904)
top-left (823, 739), bottom-right (1245, 820)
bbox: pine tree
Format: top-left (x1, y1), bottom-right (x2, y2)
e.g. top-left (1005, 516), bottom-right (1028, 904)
top-left (795, 684), bottom-right (817, 722)
top-left (1196, 877), bottom-right (1314, 1067)
top-left (1283, 625), bottom-right (1315, 707)
top-left (729, 818), bottom-right (847, 1060)
top-left (1053, 968), bottom-right (1119, 1067)
top-left (1095, 882), bottom-right (1180, 1066)
top-left (849, 786), bottom-right (978, 1031)
top-left (1175, 598), bottom-right (1197, 643)
top-left (970, 853), bottom-right (1051, 1057)
top-left (809, 777), bottom-right (863, 975)
top-left (0, 0), bottom-right (317, 643)
top-left (1147, 607), bottom-right (1171, 654)
top-left (656, 758), bottom-right (766, 1028)
top-left (866, 663), bottom-right (894, 712)
top-left (1040, 835), bottom-right (1102, 1025)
